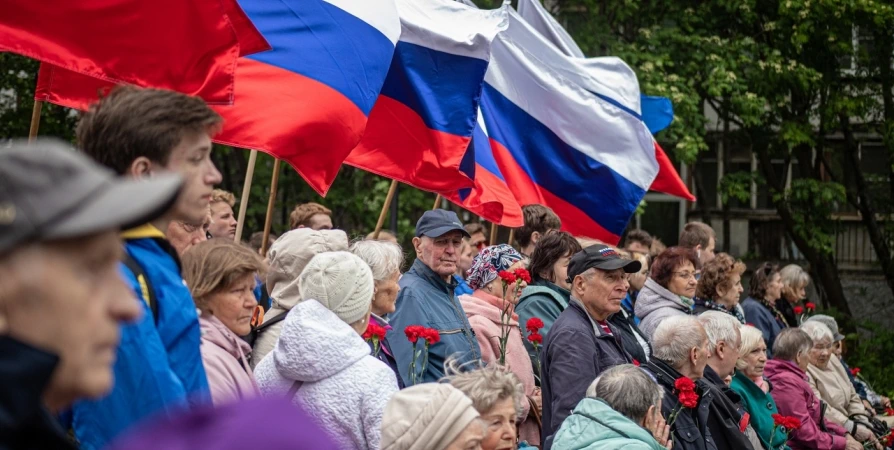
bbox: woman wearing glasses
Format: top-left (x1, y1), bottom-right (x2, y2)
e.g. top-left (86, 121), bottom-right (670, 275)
top-left (741, 262), bottom-right (786, 355)
top-left (634, 246), bottom-right (700, 340)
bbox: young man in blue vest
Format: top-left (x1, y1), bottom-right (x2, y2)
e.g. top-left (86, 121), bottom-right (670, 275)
top-left (69, 86), bottom-right (223, 449)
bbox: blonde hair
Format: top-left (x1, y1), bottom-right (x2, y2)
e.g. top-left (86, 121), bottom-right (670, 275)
top-left (736, 325), bottom-right (766, 371)
top-left (779, 264), bottom-right (810, 299)
top-left (182, 238), bottom-right (265, 312)
top-left (211, 189), bottom-right (236, 207)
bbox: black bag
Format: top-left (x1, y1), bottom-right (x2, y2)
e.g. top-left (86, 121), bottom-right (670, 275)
top-left (243, 311), bottom-right (287, 348)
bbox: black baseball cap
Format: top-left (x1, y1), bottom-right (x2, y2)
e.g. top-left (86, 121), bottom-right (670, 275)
top-left (415, 209), bottom-right (471, 239)
top-left (566, 244), bottom-right (642, 283)
top-left (0, 139), bottom-right (183, 255)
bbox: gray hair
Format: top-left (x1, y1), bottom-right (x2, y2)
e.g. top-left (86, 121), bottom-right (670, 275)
top-left (350, 239), bottom-right (404, 283)
top-left (586, 364), bottom-right (664, 424)
top-left (443, 362), bottom-right (526, 421)
top-left (698, 311), bottom-right (741, 354)
top-left (800, 321), bottom-right (833, 344)
top-left (736, 325), bottom-right (766, 371)
top-left (779, 264), bottom-right (810, 290)
top-left (773, 328), bottom-right (813, 362)
top-left (652, 315), bottom-right (707, 369)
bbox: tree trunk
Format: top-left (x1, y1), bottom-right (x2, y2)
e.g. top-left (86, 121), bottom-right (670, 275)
top-left (721, 104), bottom-right (732, 253)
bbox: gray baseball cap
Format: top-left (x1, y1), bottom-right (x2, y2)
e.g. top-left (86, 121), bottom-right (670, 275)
top-left (0, 139), bottom-right (183, 255)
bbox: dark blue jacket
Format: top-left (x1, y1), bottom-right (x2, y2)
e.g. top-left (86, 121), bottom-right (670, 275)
top-left (741, 297), bottom-right (786, 357)
top-left (541, 299), bottom-right (630, 448)
top-left (69, 225), bottom-right (210, 449)
top-left (388, 259), bottom-right (481, 384)
top-left (645, 358), bottom-right (719, 450)
top-left (369, 314), bottom-right (405, 389)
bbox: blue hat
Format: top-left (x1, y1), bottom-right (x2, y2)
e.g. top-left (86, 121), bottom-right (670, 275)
top-left (415, 209), bottom-right (470, 239)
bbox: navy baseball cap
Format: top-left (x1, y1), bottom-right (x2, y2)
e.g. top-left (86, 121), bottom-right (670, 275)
top-left (566, 244), bottom-right (642, 283)
top-left (415, 209), bottom-right (470, 239)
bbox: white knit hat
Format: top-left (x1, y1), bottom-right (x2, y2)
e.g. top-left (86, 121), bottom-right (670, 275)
top-left (298, 251), bottom-right (374, 324)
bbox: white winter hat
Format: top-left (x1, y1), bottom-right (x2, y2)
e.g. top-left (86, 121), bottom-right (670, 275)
top-left (298, 251), bottom-right (374, 324)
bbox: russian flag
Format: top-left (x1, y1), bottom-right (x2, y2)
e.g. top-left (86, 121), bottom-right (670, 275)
top-left (345, 0), bottom-right (507, 193)
top-left (442, 110), bottom-right (524, 227)
top-left (516, 0), bottom-right (693, 201)
top-left (34, 0), bottom-right (401, 196)
top-left (480, 10), bottom-right (658, 244)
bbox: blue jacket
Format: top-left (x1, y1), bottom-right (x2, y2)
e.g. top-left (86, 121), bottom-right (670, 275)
top-left (70, 225), bottom-right (210, 449)
top-left (388, 259), bottom-right (481, 384)
top-left (551, 398), bottom-right (665, 450)
top-left (621, 293), bottom-right (641, 325)
top-left (741, 297), bottom-right (786, 357)
top-left (453, 275), bottom-right (474, 296)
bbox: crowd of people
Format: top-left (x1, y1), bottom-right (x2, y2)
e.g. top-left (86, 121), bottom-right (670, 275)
top-left (2, 86), bottom-right (893, 450)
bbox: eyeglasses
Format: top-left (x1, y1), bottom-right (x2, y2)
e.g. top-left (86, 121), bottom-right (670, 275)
top-left (674, 271), bottom-right (696, 281)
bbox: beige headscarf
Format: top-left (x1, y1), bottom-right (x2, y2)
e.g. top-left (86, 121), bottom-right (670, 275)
top-left (265, 228), bottom-right (348, 311)
top-left (381, 384), bottom-right (480, 450)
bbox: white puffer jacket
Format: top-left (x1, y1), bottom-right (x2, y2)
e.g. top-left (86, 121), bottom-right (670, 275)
top-left (254, 300), bottom-right (398, 450)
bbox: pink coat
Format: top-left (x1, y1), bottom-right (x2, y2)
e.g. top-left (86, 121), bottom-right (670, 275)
top-left (460, 291), bottom-right (540, 446)
top-left (200, 315), bottom-right (259, 405)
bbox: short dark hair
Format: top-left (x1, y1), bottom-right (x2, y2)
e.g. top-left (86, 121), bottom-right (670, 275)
top-left (679, 222), bottom-right (715, 249)
top-left (465, 222), bottom-right (486, 237)
top-left (624, 229), bottom-right (653, 250)
top-left (650, 246), bottom-right (699, 289)
top-left (77, 86), bottom-right (222, 174)
top-left (528, 231), bottom-right (582, 283)
top-left (248, 231), bottom-right (277, 253)
top-left (749, 262), bottom-right (780, 300)
top-left (289, 202), bottom-right (332, 229)
top-left (517, 204), bottom-right (561, 248)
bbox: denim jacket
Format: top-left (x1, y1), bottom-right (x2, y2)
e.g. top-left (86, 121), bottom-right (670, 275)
top-left (388, 259), bottom-right (481, 384)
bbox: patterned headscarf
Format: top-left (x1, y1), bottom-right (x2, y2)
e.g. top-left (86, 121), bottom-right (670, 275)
top-left (466, 244), bottom-right (523, 290)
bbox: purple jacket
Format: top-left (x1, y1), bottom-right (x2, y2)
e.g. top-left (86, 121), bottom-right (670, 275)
top-left (764, 359), bottom-right (847, 450)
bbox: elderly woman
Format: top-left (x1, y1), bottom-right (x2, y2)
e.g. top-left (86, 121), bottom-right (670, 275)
top-left (458, 244), bottom-right (539, 447)
top-left (350, 239), bottom-right (405, 387)
top-left (444, 365), bottom-right (527, 450)
top-left (634, 247), bottom-right (700, 339)
top-left (380, 383), bottom-right (485, 450)
top-left (517, 231), bottom-right (583, 341)
top-left (693, 253), bottom-right (746, 323)
top-left (551, 364), bottom-right (671, 450)
top-left (254, 252), bottom-right (398, 450)
top-left (764, 328), bottom-right (860, 450)
top-left (801, 321), bottom-right (884, 446)
top-left (777, 265), bottom-right (811, 327)
top-left (741, 263), bottom-right (786, 355)
top-left (181, 239), bottom-right (265, 405)
top-left (729, 325), bottom-right (789, 450)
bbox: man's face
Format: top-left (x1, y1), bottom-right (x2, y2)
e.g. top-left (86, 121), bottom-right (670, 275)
top-left (167, 218), bottom-right (209, 256)
top-left (575, 268), bottom-right (629, 320)
top-left (162, 131), bottom-right (222, 225)
top-left (692, 331), bottom-right (711, 380)
top-left (470, 232), bottom-right (487, 253)
top-left (307, 213), bottom-right (333, 230)
top-left (700, 237), bottom-right (716, 264)
top-left (625, 241), bottom-right (650, 256)
top-left (208, 202), bottom-right (237, 239)
top-left (715, 329), bottom-right (741, 379)
top-left (414, 231), bottom-right (464, 279)
top-left (457, 241), bottom-right (474, 277)
top-left (0, 232), bottom-right (141, 409)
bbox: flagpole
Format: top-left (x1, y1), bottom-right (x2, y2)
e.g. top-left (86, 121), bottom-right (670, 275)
top-left (234, 149), bottom-right (258, 243)
top-left (373, 180), bottom-right (399, 239)
top-left (28, 100), bottom-right (43, 141)
top-left (260, 158), bottom-right (282, 256)
top-left (489, 222), bottom-right (498, 246)
top-left (432, 194), bottom-right (442, 210)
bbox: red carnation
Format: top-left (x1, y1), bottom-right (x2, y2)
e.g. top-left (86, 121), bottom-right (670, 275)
top-left (851, 367), bottom-right (861, 377)
top-left (674, 377), bottom-right (696, 393)
top-left (498, 270), bottom-right (516, 283)
top-left (514, 268), bottom-right (532, 284)
top-left (679, 390), bottom-right (699, 408)
top-left (363, 324), bottom-right (387, 341)
top-left (633, 359), bottom-right (641, 367)
top-left (421, 328), bottom-right (441, 345)
top-left (886, 407), bottom-right (894, 417)
top-left (793, 306), bottom-right (804, 315)
top-left (805, 302), bottom-right (816, 311)
top-left (526, 317), bottom-right (545, 333)
top-left (404, 325), bottom-right (425, 344)
top-left (527, 332), bottom-right (543, 344)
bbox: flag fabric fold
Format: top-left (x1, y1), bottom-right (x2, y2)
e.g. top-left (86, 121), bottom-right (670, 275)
top-left (3, 0), bottom-right (268, 104)
top-left (346, 0), bottom-right (508, 194)
top-left (34, 0), bottom-right (402, 196)
top-left (480, 10), bottom-right (658, 244)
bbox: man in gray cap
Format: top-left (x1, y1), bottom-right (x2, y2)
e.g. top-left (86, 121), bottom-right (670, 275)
top-left (388, 210), bottom-right (481, 384)
top-left (540, 244), bottom-right (641, 447)
top-left (0, 140), bottom-right (181, 450)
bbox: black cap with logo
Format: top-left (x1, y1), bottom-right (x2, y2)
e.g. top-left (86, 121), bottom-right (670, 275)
top-left (566, 244), bottom-right (642, 283)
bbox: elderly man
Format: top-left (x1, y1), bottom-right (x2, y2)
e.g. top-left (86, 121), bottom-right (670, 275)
top-left (0, 140), bottom-right (178, 449)
top-left (645, 316), bottom-right (714, 450)
top-left (540, 244), bottom-right (639, 447)
top-left (389, 210), bottom-right (481, 384)
top-left (698, 312), bottom-right (757, 450)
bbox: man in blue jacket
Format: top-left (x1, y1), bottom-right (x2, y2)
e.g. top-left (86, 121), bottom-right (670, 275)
top-left (69, 86), bottom-right (222, 449)
top-left (389, 210), bottom-right (481, 385)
